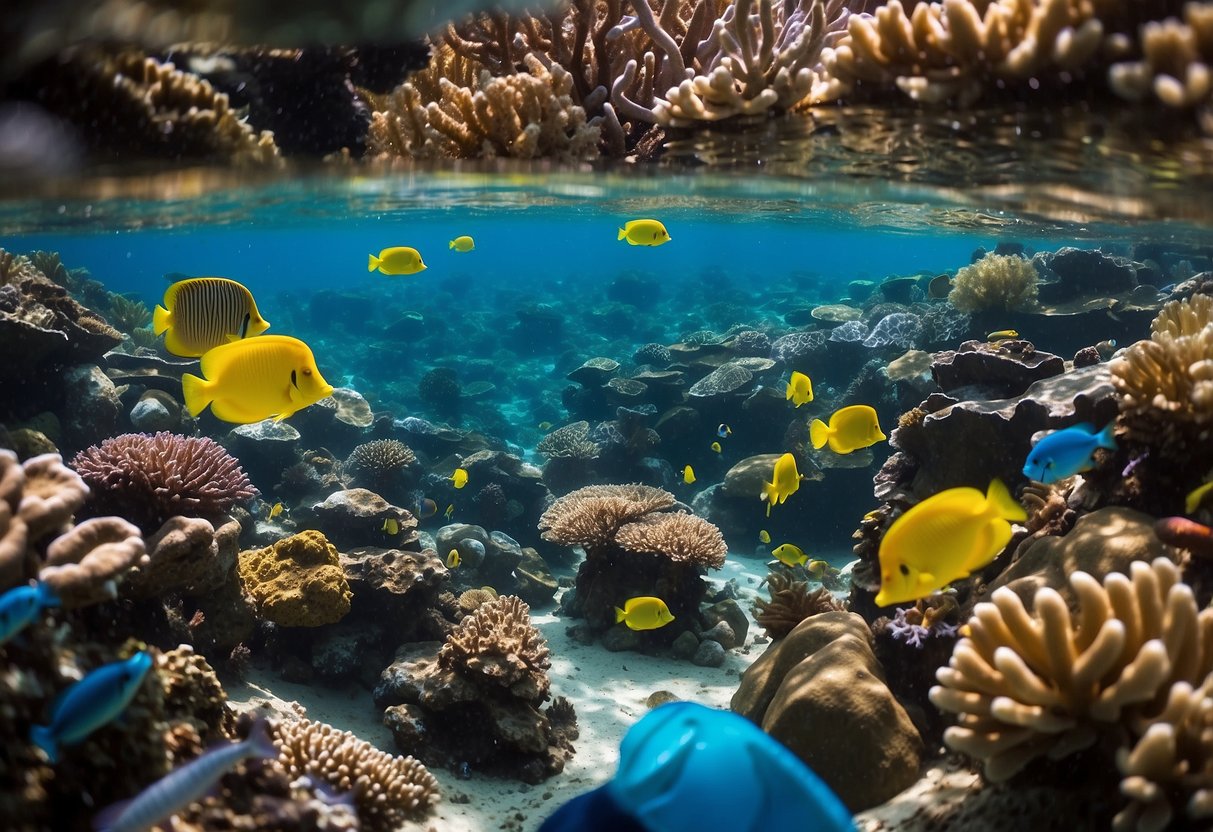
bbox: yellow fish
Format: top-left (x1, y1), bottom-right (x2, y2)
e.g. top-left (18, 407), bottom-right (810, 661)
top-left (987, 329), bottom-right (1019, 340)
top-left (771, 543), bottom-right (808, 567)
top-left (153, 277), bottom-right (270, 357)
top-left (182, 335), bottom-right (333, 424)
top-left (450, 468), bottom-right (469, 489)
top-left (444, 504), bottom-right (455, 520)
top-left (449, 236), bottom-right (475, 252)
top-left (810, 405), bottom-right (886, 455)
top-left (1186, 481), bottom-right (1213, 514)
top-left (614, 596), bottom-right (675, 630)
top-left (875, 479), bottom-right (1027, 607)
top-left (369, 246), bottom-right (426, 275)
top-left (710, 442), bottom-right (722, 453)
top-left (760, 453), bottom-right (802, 517)
top-left (683, 465), bottom-right (696, 484)
top-left (758, 530), bottom-right (771, 544)
top-left (268, 502), bottom-right (284, 520)
top-left (785, 371), bottom-right (814, 407)
top-left (617, 219), bottom-right (671, 247)
top-left (382, 518), bottom-right (399, 535)
top-left (446, 549), bottom-right (461, 568)
top-left (538, 421), bottom-right (554, 431)
top-left (806, 559), bottom-right (830, 578)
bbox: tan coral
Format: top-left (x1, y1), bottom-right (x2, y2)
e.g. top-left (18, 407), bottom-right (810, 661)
top-left (947, 253), bottom-right (1040, 313)
top-left (1110, 2), bottom-right (1213, 127)
top-left (39, 516), bottom-right (147, 608)
top-left (538, 483), bottom-right (676, 549)
top-left (930, 558), bottom-right (1213, 782)
top-left (439, 595), bottom-right (552, 701)
top-left (536, 421), bottom-right (602, 460)
top-left (754, 571), bottom-right (846, 638)
top-left (272, 716), bottom-right (439, 831)
top-left (458, 586), bottom-right (500, 612)
top-left (16, 453), bottom-right (88, 540)
top-left (613, 511), bottom-right (728, 568)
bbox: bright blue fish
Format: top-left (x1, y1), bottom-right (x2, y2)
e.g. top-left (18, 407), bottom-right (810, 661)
top-left (0, 581), bottom-right (59, 646)
top-left (31, 651), bottom-right (153, 764)
top-left (1023, 422), bottom-right (1116, 484)
top-left (93, 719), bottom-right (276, 832)
top-left (539, 702), bottom-right (853, 832)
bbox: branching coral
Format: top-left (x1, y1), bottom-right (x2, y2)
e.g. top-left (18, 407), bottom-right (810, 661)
top-left (438, 595), bottom-right (552, 701)
top-left (947, 253), bottom-right (1040, 313)
top-left (71, 432), bottom-right (257, 531)
top-left (538, 483), bottom-right (676, 548)
top-left (271, 716), bottom-right (439, 831)
top-left (613, 511), bottom-right (727, 568)
top-left (1110, 2), bottom-right (1213, 131)
top-left (930, 558), bottom-right (1213, 797)
top-left (537, 421), bottom-right (602, 460)
top-left (753, 571), bottom-right (845, 638)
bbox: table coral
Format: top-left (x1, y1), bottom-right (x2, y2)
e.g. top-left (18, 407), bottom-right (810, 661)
top-left (238, 530), bottom-right (352, 627)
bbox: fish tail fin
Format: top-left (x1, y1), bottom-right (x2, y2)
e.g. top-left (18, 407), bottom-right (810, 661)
top-left (617, 228), bottom-right (627, 241)
top-left (986, 479), bottom-right (1027, 522)
top-left (809, 419), bottom-right (830, 450)
top-left (1096, 422), bottom-right (1118, 451)
top-left (152, 304), bottom-right (171, 335)
top-left (785, 380), bottom-right (793, 401)
top-left (368, 254), bottom-right (380, 272)
top-left (448, 240), bottom-right (456, 249)
top-left (30, 725), bottom-right (58, 764)
top-left (181, 373), bottom-right (212, 418)
top-left (614, 607), bottom-right (626, 624)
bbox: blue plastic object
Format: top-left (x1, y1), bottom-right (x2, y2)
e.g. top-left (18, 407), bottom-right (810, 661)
top-left (539, 701), bottom-right (854, 832)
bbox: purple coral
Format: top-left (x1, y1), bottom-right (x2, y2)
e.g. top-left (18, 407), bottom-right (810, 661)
top-left (887, 606), bottom-right (958, 647)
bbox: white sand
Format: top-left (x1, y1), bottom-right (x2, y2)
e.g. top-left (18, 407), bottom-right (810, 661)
top-left (227, 556), bottom-right (771, 831)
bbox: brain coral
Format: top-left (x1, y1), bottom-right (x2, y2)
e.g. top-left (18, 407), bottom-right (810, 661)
top-left (71, 432), bottom-right (256, 531)
top-left (438, 594), bottom-right (551, 702)
top-left (237, 530), bottom-right (351, 627)
top-left (948, 253), bottom-right (1040, 313)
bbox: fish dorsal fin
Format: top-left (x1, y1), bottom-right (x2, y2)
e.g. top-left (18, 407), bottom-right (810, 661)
top-left (1070, 422), bottom-right (1096, 435)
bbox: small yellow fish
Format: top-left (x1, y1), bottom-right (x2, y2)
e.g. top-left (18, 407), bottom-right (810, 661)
top-left (785, 371), bottom-right (814, 407)
top-left (538, 421), bottom-right (554, 431)
top-left (710, 442), bottom-right (722, 453)
top-left (449, 235), bottom-right (475, 252)
top-left (810, 405), bottom-right (886, 455)
top-left (617, 219), bottom-right (671, 247)
top-left (1187, 481), bottom-right (1213, 514)
top-left (771, 543), bottom-right (808, 567)
top-left (614, 596), bottom-right (675, 630)
top-left (268, 502), bottom-right (284, 520)
top-left (875, 479), bottom-right (1027, 607)
top-left (987, 329), bottom-right (1019, 340)
top-left (446, 549), bottom-right (461, 568)
top-left (683, 465), bottom-right (696, 484)
top-left (444, 504), bottom-right (455, 521)
top-left (153, 277), bottom-right (270, 358)
top-left (806, 559), bottom-right (830, 578)
top-left (382, 518), bottom-right (400, 535)
top-left (760, 453), bottom-right (803, 517)
top-left (181, 335), bottom-right (333, 424)
top-left (758, 530), bottom-right (771, 544)
top-left (369, 246), bottom-right (426, 275)
top-left (451, 468), bottom-right (469, 489)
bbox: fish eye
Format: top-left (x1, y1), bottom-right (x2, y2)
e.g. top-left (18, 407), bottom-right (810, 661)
top-left (899, 564), bottom-right (910, 576)
top-left (303, 368), bottom-right (313, 376)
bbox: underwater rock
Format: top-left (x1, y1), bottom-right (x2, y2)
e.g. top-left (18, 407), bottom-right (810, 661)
top-left (307, 488), bottom-right (418, 550)
top-left (1035, 247), bottom-right (1140, 302)
top-left (732, 611), bottom-right (922, 812)
top-left (59, 364), bottom-right (121, 454)
top-left (568, 357), bottom-right (620, 386)
top-left (310, 629), bottom-right (373, 680)
top-left (342, 547), bottom-right (453, 643)
top-left (128, 391), bottom-right (176, 432)
top-left (702, 598), bottom-right (749, 647)
top-left (671, 630), bottom-right (699, 660)
top-left (238, 530), bottom-right (352, 627)
top-left (435, 524), bottom-right (489, 569)
top-left (692, 638), bottom-right (727, 667)
top-left (225, 419), bottom-right (302, 493)
top-left (723, 453), bottom-right (822, 500)
top-left (484, 531), bottom-right (525, 585)
top-left (601, 626), bottom-right (642, 652)
top-left (930, 339), bottom-right (1065, 399)
top-left (514, 546), bottom-right (558, 607)
top-left (128, 514), bottom-right (241, 598)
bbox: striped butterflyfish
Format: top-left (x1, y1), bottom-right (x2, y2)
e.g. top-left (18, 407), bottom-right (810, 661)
top-left (153, 277), bottom-right (270, 357)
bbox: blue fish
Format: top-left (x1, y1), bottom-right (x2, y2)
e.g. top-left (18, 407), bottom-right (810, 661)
top-left (1023, 422), bottom-right (1116, 484)
top-left (0, 581), bottom-right (59, 646)
top-left (539, 702), bottom-right (853, 832)
top-left (31, 651), bottom-right (153, 764)
top-left (93, 719), bottom-right (276, 832)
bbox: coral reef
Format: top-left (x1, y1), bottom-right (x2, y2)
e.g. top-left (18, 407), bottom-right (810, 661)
top-left (1110, 3), bottom-right (1213, 131)
top-left (342, 438), bottom-right (416, 497)
top-left (754, 570), bottom-right (846, 638)
top-left (438, 595), bottom-right (551, 700)
top-left (238, 530), bottom-right (352, 627)
top-left (947, 253), bottom-right (1040, 314)
top-left (71, 432), bottom-right (257, 532)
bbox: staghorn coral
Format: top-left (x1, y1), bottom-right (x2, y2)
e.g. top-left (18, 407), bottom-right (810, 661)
top-left (930, 558), bottom-right (1213, 785)
top-left (343, 439), bottom-right (416, 488)
top-left (754, 570), bottom-right (845, 638)
top-left (948, 253), bottom-right (1040, 314)
top-left (1110, 2), bottom-right (1213, 132)
top-left (537, 421), bottom-right (602, 460)
top-left (438, 595), bottom-right (551, 701)
top-left (538, 482), bottom-right (676, 548)
top-left (613, 511), bottom-right (728, 568)
top-left (71, 432), bottom-right (257, 531)
top-left (272, 716), bottom-right (439, 831)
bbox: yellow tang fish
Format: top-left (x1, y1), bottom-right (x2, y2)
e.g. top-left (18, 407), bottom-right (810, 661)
top-left (810, 405), bottom-right (886, 455)
top-left (614, 596), bottom-right (675, 630)
top-left (538, 421), bottom-right (553, 431)
top-left (770, 543), bottom-right (808, 567)
top-left (758, 530), bottom-right (771, 544)
top-left (382, 518), bottom-right (400, 535)
top-left (1186, 480), bottom-right (1213, 514)
top-left (182, 335), bottom-right (333, 424)
top-left (987, 329), bottom-right (1019, 340)
top-left (683, 465), bottom-right (696, 484)
top-left (444, 503), bottom-right (455, 521)
top-left (153, 277), bottom-right (270, 358)
top-left (806, 559), bottom-right (830, 579)
top-left (449, 236), bottom-right (475, 252)
top-left (785, 371), bottom-right (814, 407)
top-left (268, 502), bottom-right (284, 520)
top-left (710, 442), bottom-right (722, 453)
top-left (760, 453), bottom-right (802, 517)
top-left (446, 549), bottom-right (461, 568)
top-left (450, 468), bottom-right (469, 489)
top-left (617, 219), bottom-right (671, 247)
top-left (369, 246), bottom-right (426, 275)
top-left (875, 479), bottom-right (1027, 607)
